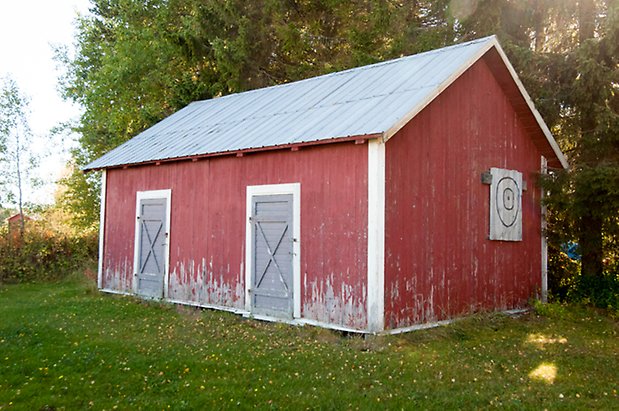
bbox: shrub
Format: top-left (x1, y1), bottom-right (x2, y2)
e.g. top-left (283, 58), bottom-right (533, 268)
top-left (547, 244), bottom-right (581, 301)
top-left (568, 272), bottom-right (619, 315)
top-left (546, 237), bottom-right (619, 314)
top-left (0, 221), bottom-right (98, 283)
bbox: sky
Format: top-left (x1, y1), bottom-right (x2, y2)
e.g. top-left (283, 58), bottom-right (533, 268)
top-left (0, 0), bottom-right (91, 205)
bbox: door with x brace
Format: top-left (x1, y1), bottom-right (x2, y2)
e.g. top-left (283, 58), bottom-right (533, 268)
top-left (250, 194), bottom-right (294, 318)
top-left (136, 197), bottom-right (167, 299)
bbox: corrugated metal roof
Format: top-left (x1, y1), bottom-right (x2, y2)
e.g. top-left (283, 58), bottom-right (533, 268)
top-left (85, 36), bottom-right (499, 170)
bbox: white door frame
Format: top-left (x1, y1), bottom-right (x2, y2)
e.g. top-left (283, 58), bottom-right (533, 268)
top-left (133, 189), bottom-right (172, 298)
top-left (245, 183), bottom-right (301, 318)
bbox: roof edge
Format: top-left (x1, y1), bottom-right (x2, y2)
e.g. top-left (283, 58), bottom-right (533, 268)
top-left (383, 36), bottom-right (497, 143)
top-left (82, 133), bottom-right (382, 172)
top-left (383, 36), bottom-right (568, 170)
top-left (489, 40), bottom-right (569, 169)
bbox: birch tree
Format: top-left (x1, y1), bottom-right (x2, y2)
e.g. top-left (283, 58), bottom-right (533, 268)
top-left (0, 76), bottom-right (36, 238)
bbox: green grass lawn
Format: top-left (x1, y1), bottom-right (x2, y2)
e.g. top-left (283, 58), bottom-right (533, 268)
top-left (0, 276), bottom-right (617, 410)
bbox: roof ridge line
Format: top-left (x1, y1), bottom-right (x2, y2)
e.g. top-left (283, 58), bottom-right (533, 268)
top-left (191, 36), bottom-right (498, 106)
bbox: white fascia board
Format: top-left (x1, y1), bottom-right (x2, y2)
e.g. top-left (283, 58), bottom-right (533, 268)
top-left (367, 139), bottom-right (386, 332)
top-left (490, 39), bottom-right (569, 170)
top-left (97, 170), bottom-right (107, 289)
top-left (383, 38), bottom-right (496, 142)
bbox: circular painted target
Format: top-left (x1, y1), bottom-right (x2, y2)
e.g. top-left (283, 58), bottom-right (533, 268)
top-left (495, 177), bottom-right (520, 227)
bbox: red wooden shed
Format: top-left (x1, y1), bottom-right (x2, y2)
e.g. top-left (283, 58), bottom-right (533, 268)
top-left (85, 36), bottom-right (567, 333)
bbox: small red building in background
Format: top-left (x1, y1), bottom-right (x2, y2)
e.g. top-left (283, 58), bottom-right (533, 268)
top-left (85, 36), bottom-right (567, 333)
top-left (6, 213), bottom-right (30, 245)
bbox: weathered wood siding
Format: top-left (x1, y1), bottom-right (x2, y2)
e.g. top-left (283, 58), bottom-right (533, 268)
top-left (102, 142), bottom-right (369, 329)
top-left (384, 57), bottom-right (543, 328)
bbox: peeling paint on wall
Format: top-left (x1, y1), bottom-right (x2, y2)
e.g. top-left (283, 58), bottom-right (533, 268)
top-left (102, 141), bottom-right (368, 330)
top-left (303, 272), bottom-right (367, 329)
top-left (168, 258), bottom-right (244, 309)
top-left (102, 257), bottom-right (133, 293)
top-left (384, 58), bottom-right (543, 329)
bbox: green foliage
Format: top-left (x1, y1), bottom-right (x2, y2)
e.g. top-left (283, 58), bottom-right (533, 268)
top-left (0, 206), bottom-right (12, 221)
top-left (451, 0), bottom-right (619, 280)
top-left (532, 299), bottom-right (568, 318)
top-left (1, 279), bottom-right (618, 409)
top-left (0, 220), bottom-right (98, 284)
top-left (58, 159), bottom-right (102, 231)
top-left (547, 237), bottom-right (619, 313)
top-left (547, 243), bottom-right (581, 300)
top-left (57, 0), bottom-right (453, 229)
top-left (569, 273), bottom-right (619, 315)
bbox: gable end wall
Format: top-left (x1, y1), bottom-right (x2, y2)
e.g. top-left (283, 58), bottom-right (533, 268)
top-left (384, 57), bottom-right (543, 328)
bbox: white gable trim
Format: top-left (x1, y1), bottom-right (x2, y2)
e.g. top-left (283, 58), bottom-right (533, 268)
top-left (367, 139), bottom-right (386, 332)
top-left (490, 40), bottom-right (569, 169)
top-left (383, 38), bottom-right (496, 143)
top-left (383, 36), bottom-right (568, 170)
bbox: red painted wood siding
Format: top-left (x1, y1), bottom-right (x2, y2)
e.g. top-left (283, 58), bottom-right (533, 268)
top-left (102, 142), bottom-right (368, 329)
top-left (384, 57), bottom-right (543, 328)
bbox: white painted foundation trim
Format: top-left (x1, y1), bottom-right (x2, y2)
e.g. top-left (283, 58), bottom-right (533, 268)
top-left (166, 299), bottom-right (249, 315)
top-left (244, 314), bottom-right (365, 334)
top-left (100, 288), bottom-right (133, 296)
top-left (133, 189), bottom-right (172, 298)
top-left (296, 318), bottom-right (365, 334)
top-left (541, 156), bottom-right (548, 303)
top-left (503, 308), bottom-right (529, 316)
top-left (367, 139), bottom-right (386, 332)
top-left (166, 299), bottom-right (366, 333)
top-left (245, 183), bottom-right (301, 318)
top-left (385, 319), bottom-right (454, 335)
top-left (100, 291), bottom-right (529, 335)
top-left (97, 170), bottom-right (107, 289)
top-left (384, 308), bottom-right (529, 335)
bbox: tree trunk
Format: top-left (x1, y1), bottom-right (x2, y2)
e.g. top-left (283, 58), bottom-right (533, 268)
top-left (579, 0), bottom-right (595, 43)
top-left (578, 195), bottom-right (605, 276)
top-left (15, 132), bottom-right (24, 239)
top-left (533, 2), bottom-right (545, 52)
top-left (576, 0), bottom-right (604, 276)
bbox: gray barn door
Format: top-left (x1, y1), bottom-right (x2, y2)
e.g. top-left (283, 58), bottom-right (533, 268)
top-left (250, 194), bottom-right (294, 318)
top-left (136, 198), bottom-right (167, 299)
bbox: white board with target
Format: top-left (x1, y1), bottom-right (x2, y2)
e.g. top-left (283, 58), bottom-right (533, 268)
top-left (489, 167), bottom-right (523, 241)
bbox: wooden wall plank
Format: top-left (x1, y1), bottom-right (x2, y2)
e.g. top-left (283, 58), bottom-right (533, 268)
top-left (103, 141), bottom-right (369, 330)
top-left (384, 57), bottom-right (543, 328)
